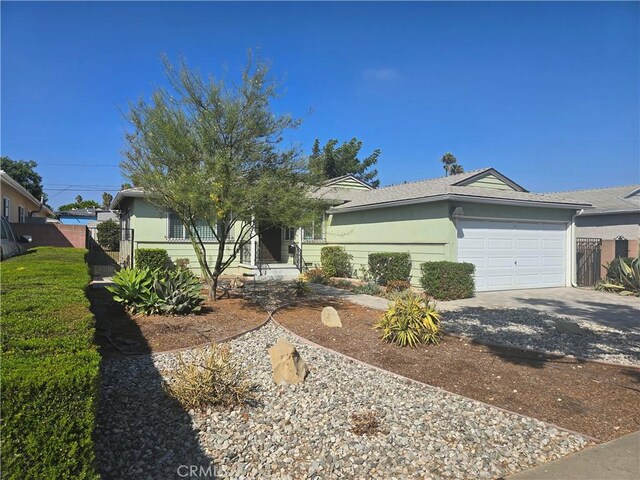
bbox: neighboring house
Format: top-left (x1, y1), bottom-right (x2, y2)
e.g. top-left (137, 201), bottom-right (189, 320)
top-left (548, 185), bottom-right (640, 274)
top-left (0, 170), bottom-right (54, 223)
top-left (56, 208), bottom-right (98, 225)
top-left (110, 168), bottom-right (591, 291)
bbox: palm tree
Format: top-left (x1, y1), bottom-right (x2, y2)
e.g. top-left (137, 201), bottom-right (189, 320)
top-left (440, 152), bottom-right (457, 176)
top-left (449, 164), bottom-right (464, 175)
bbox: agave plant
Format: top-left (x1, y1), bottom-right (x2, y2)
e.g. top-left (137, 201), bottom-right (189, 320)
top-left (156, 269), bottom-right (205, 315)
top-left (374, 291), bottom-right (441, 347)
top-left (598, 257), bottom-right (640, 296)
top-left (106, 267), bottom-right (157, 313)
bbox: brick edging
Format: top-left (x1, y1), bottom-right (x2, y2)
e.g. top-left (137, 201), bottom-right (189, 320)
top-left (268, 313), bottom-right (601, 444)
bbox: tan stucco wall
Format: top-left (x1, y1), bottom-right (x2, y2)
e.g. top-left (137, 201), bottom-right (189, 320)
top-left (1, 181), bottom-right (47, 222)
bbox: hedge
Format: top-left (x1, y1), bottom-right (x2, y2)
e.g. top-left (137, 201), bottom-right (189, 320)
top-left (135, 248), bottom-right (169, 270)
top-left (320, 246), bottom-right (353, 277)
top-left (1, 247), bottom-right (100, 479)
top-left (96, 219), bottom-right (120, 251)
top-left (420, 261), bottom-right (475, 300)
top-left (368, 252), bottom-right (412, 285)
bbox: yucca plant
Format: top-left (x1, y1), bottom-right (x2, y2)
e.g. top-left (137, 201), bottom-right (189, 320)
top-left (374, 291), bottom-right (441, 347)
top-left (290, 279), bottom-right (311, 297)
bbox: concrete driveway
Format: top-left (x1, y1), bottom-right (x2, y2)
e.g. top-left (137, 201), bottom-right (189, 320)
top-left (439, 287), bottom-right (640, 333)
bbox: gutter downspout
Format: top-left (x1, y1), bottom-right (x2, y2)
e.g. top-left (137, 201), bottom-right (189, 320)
top-left (570, 209), bottom-right (584, 288)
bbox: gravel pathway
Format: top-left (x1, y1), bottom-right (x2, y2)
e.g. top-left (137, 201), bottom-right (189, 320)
top-left (96, 322), bottom-right (590, 479)
top-left (441, 308), bottom-right (640, 367)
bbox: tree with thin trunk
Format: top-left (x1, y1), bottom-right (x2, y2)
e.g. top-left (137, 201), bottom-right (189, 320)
top-left (309, 138), bottom-right (380, 187)
top-left (102, 192), bottom-right (113, 209)
top-left (440, 152), bottom-right (464, 176)
top-left (121, 54), bottom-right (323, 299)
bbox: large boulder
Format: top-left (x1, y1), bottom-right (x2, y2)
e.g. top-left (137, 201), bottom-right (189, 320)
top-left (321, 306), bottom-right (342, 328)
top-left (268, 338), bottom-right (309, 385)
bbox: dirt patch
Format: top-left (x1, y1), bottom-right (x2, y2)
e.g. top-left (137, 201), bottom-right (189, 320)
top-left (90, 288), bottom-right (267, 357)
top-left (273, 298), bottom-right (640, 442)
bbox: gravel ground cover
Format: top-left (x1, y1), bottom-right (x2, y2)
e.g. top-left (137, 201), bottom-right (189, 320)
top-left (96, 322), bottom-right (590, 479)
top-left (441, 308), bottom-right (640, 367)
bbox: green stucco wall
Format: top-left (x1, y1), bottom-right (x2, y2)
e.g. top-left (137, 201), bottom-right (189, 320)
top-left (463, 174), bottom-right (515, 190)
top-left (128, 198), bottom-right (242, 275)
top-left (303, 201), bottom-right (455, 284)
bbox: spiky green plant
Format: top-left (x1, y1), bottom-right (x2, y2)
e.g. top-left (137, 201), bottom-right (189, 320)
top-left (598, 257), bottom-right (640, 296)
top-left (374, 291), bottom-right (441, 347)
top-left (156, 269), bottom-right (205, 315)
top-left (106, 267), bottom-right (158, 313)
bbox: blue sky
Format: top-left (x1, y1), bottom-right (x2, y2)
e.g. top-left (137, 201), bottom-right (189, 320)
top-left (2, 2), bottom-right (638, 209)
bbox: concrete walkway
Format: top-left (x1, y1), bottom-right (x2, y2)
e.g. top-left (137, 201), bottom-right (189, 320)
top-left (311, 284), bottom-right (639, 333)
top-left (310, 283), bottom-right (390, 310)
top-left (507, 430), bottom-right (640, 480)
top-left (438, 287), bottom-right (639, 333)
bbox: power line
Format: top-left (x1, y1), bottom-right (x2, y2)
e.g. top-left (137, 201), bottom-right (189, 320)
top-left (38, 163), bottom-right (119, 167)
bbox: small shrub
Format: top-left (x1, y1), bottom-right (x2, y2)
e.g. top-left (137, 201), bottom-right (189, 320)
top-left (368, 252), bottom-right (412, 285)
top-left (304, 267), bottom-right (329, 284)
top-left (135, 248), bottom-right (169, 271)
top-left (349, 410), bottom-right (385, 436)
top-left (352, 282), bottom-right (383, 296)
top-left (165, 345), bottom-right (255, 410)
top-left (96, 219), bottom-right (120, 250)
top-left (174, 258), bottom-right (190, 271)
top-left (386, 280), bottom-right (411, 293)
top-left (290, 279), bottom-right (311, 297)
top-left (420, 261), bottom-right (475, 300)
top-left (330, 278), bottom-right (353, 289)
top-left (321, 246), bottom-right (353, 278)
top-left (374, 291), bottom-right (441, 347)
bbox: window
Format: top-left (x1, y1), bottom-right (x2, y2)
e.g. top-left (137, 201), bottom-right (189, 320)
top-left (2, 197), bottom-right (9, 219)
top-left (283, 227), bottom-right (296, 241)
top-left (168, 211), bottom-right (186, 239)
top-left (167, 211), bottom-right (232, 241)
top-left (18, 205), bottom-right (26, 223)
top-left (303, 212), bottom-right (325, 241)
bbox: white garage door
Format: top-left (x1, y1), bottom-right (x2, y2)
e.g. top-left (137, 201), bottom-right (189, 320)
top-left (457, 219), bottom-right (566, 291)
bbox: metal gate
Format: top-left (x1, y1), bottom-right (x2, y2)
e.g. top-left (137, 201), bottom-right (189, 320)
top-left (86, 226), bottom-right (134, 277)
top-left (576, 237), bottom-right (602, 287)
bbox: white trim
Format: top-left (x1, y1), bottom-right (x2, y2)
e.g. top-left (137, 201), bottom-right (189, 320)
top-left (18, 204), bottom-right (26, 223)
top-left (2, 196), bottom-right (9, 219)
top-left (331, 193), bottom-right (591, 214)
top-left (454, 214), bottom-right (570, 224)
top-left (322, 175), bottom-right (374, 190)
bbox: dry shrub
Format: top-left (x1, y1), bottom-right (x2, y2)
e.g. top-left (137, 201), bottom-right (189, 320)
top-left (349, 410), bottom-right (385, 436)
top-left (165, 344), bottom-right (255, 410)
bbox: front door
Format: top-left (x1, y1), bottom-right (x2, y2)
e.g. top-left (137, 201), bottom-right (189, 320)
top-left (260, 225), bottom-right (281, 263)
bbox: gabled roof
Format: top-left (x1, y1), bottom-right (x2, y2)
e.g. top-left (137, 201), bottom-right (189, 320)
top-left (321, 174), bottom-right (374, 190)
top-left (0, 170), bottom-right (55, 216)
top-left (110, 187), bottom-right (145, 210)
top-left (451, 167), bottom-right (528, 192)
top-left (330, 167), bottom-right (591, 213)
top-left (546, 185), bottom-right (640, 216)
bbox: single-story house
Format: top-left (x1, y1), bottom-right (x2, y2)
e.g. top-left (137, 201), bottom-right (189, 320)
top-left (110, 167), bottom-right (592, 291)
top-left (1, 170), bottom-right (54, 223)
top-left (548, 185), bottom-right (639, 276)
